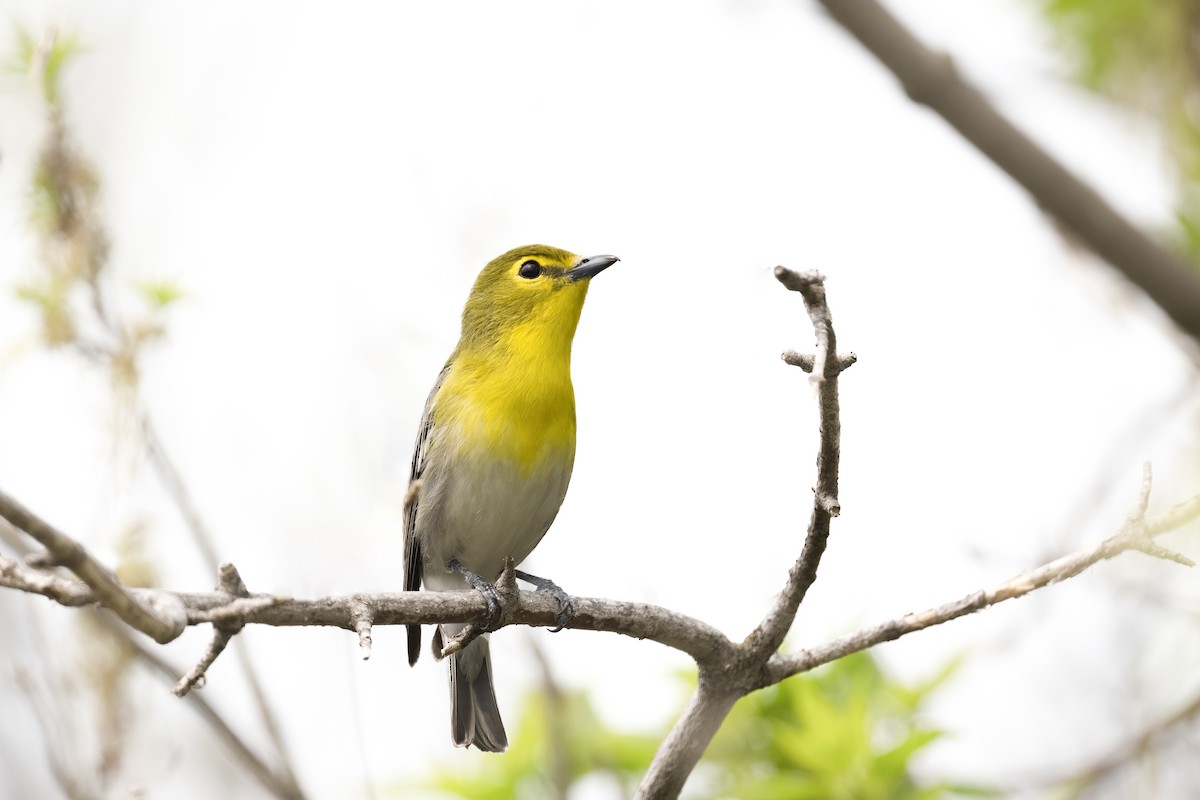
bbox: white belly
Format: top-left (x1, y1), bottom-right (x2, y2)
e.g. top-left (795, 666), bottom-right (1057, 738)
top-left (417, 445), bottom-right (573, 592)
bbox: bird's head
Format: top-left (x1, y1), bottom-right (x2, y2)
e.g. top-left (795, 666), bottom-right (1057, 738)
top-left (459, 245), bottom-right (618, 352)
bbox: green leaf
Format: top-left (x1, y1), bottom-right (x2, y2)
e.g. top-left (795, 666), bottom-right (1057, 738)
top-left (136, 279), bottom-right (186, 310)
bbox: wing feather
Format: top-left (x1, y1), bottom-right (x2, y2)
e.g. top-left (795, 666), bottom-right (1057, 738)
top-left (404, 362), bottom-right (450, 666)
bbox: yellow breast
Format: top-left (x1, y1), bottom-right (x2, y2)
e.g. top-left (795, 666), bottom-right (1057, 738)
top-left (436, 333), bottom-right (577, 476)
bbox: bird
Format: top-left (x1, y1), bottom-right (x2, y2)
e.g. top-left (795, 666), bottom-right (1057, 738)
top-left (403, 244), bottom-right (618, 752)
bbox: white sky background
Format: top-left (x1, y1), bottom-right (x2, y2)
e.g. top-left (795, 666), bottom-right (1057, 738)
top-left (1, 1), bottom-right (1199, 798)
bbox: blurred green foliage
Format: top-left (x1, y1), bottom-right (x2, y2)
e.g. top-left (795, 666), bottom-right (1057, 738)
top-left (705, 653), bottom-right (991, 800)
top-left (9, 26), bottom-right (80, 107)
top-left (411, 652), bottom-right (993, 800)
top-left (10, 26), bottom-right (182, 371)
top-left (1040, 0), bottom-right (1200, 257)
top-left (412, 680), bottom-right (659, 800)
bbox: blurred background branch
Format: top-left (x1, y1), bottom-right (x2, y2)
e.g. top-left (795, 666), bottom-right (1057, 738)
top-left (817, 0), bottom-right (1200, 346)
top-left (3, 27), bottom-right (305, 800)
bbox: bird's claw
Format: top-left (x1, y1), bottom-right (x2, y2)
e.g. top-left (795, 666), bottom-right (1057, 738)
top-left (514, 569), bottom-right (577, 632)
top-left (448, 559), bottom-right (503, 631)
top-left (549, 592), bottom-right (577, 632)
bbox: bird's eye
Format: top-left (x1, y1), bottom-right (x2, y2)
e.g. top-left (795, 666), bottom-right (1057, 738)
top-left (518, 260), bottom-right (542, 279)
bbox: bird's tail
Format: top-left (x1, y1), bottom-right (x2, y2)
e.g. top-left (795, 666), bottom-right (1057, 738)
top-left (449, 632), bottom-right (508, 752)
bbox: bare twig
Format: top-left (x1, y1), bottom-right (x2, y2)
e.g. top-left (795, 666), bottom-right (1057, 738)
top-left (745, 268), bottom-right (847, 658)
top-left (174, 563), bottom-right (261, 697)
top-left (0, 551), bottom-right (95, 606)
top-left (814, 0), bottom-right (1200, 344)
top-left (173, 627), bottom-right (233, 696)
top-left (766, 467), bottom-right (1198, 684)
top-left (349, 597), bottom-right (375, 660)
top-left (140, 415), bottom-right (222, 571)
top-left (0, 489), bottom-right (186, 643)
top-left (636, 268), bottom-right (851, 799)
top-left (439, 619), bottom-right (485, 659)
top-left (1050, 692), bottom-right (1200, 794)
top-left (782, 349), bottom-right (857, 374)
top-left (142, 414), bottom-right (303, 795)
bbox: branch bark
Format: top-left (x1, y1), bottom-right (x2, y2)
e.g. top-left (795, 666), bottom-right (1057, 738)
top-left (0, 560), bottom-right (735, 664)
top-left (743, 269), bottom-right (852, 660)
top-left (0, 490), bottom-right (186, 643)
top-left (815, 0), bottom-right (1200, 345)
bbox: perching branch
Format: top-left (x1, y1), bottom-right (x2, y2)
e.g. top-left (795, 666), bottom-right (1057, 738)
top-left (3, 470), bottom-right (1196, 799)
top-left (2, 559), bottom-right (736, 670)
top-left (814, 0), bottom-right (1200, 345)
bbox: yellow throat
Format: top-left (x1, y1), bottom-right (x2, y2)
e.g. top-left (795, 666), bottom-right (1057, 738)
top-left (434, 245), bottom-right (612, 475)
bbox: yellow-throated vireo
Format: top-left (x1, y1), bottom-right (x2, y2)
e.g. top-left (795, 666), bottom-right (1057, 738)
top-left (403, 245), bottom-right (618, 752)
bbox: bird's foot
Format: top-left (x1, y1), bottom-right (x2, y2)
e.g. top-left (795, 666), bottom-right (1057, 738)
top-left (448, 559), bottom-right (503, 631)
top-left (515, 569), bottom-right (577, 632)
top-left (448, 558), bottom-right (521, 633)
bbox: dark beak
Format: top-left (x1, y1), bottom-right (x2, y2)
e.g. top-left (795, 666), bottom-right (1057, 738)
top-left (564, 254), bottom-right (619, 282)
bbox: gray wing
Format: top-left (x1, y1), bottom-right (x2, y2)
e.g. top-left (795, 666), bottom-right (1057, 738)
top-left (405, 362), bottom-right (450, 666)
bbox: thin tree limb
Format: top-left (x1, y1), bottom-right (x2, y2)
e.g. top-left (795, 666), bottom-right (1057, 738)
top-left (141, 412), bottom-right (304, 796)
top-left (174, 563), bottom-right (257, 697)
top-left (93, 614), bottom-right (305, 800)
top-left (349, 597), bottom-right (375, 660)
top-left (814, 0), bottom-right (1200, 345)
top-left (1049, 691), bottom-right (1200, 794)
top-left (141, 414), bottom-right (222, 572)
top-left (0, 489), bottom-right (186, 643)
top-left (766, 468), bottom-right (1199, 684)
top-left (0, 551), bottom-right (95, 606)
top-left (744, 268), bottom-right (846, 660)
top-left (638, 268), bottom-right (851, 799)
